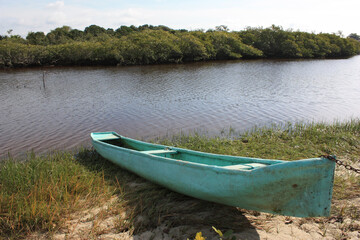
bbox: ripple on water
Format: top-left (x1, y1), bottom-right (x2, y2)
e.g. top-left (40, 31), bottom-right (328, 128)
top-left (1, 57), bottom-right (360, 158)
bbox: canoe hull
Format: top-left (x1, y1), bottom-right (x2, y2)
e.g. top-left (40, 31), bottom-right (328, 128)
top-left (91, 132), bottom-right (335, 217)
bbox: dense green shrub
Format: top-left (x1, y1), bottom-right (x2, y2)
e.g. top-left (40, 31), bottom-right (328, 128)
top-left (177, 32), bottom-right (210, 61)
top-left (1, 24), bottom-right (359, 68)
top-left (119, 30), bottom-right (182, 64)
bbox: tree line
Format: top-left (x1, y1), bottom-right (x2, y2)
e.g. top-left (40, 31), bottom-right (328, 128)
top-left (1, 24), bottom-right (359, 68)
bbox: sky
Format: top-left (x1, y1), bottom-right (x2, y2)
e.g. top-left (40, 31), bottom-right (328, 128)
top-left (1, 0), bottom-right (359, 37)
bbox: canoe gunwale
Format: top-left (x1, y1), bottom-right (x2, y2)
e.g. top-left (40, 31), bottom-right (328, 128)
top-left (91, 132), bottom-right (330, 173)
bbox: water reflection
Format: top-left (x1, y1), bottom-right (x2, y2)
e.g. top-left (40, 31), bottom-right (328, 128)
top-left (1, 57), bottom-right (360, 158)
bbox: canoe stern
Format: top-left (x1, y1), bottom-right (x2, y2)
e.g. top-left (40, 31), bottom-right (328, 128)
top-left (240, 158), bottom-right (336, 217)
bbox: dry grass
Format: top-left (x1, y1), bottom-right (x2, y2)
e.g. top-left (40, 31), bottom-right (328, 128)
top-left (1, 120), bottom-right (359, 239)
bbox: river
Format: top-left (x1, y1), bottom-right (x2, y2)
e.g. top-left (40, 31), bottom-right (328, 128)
top-left (1, 56), bottom-right (360, 158)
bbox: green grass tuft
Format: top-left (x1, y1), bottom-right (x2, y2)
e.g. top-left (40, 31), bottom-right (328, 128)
top-left (160, 120), bottom-right (360, 161)
top-left (0, 151), bottom-right (114, 239)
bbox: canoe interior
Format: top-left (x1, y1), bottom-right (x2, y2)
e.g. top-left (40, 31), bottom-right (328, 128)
top-left (96, 132), bottom-right (284, 170)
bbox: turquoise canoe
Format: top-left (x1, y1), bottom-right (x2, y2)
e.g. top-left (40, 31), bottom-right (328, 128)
top-left (91, 132), bottom-right (335, 217)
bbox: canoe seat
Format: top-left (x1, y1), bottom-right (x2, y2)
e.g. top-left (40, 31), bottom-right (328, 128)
top-left (223, 163), bottom-right (268, 170)
top-left (95, 133), bottom-right (120, 141)
top-left (223, 165), bottom-right (252, 170)
top-left (141, 149), bottom-right (178, 155)
top-left (244, 163), bottom-right (268, 168)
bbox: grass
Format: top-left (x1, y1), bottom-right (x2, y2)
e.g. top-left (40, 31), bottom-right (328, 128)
top-left (0, 151), bottom-right (114, 239)
top-left (1, 120), bottom-right (360, 239)
top-left (160, 120), bottom-right (360, 161)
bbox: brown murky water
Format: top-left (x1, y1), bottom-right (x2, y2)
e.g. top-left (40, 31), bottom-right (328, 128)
top-left (1, 57), bottom-right (360, 158)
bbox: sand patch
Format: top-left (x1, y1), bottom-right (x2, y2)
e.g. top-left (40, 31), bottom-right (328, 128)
top-left (28, 195), bottom-right (359, 240)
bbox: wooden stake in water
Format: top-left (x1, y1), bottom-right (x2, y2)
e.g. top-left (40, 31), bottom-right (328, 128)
top-left (42, 71), bottom-right (46, 89)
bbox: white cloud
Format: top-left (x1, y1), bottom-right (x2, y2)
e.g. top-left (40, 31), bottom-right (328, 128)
top-left (0, 0), bottom-right (359, 37)
top-left (46, 1), bottom-right (65, 9)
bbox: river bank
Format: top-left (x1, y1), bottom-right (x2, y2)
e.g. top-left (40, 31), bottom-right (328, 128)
top-left (1, 25), bottom-right (360, 68)
top-left (1, 121), bottom-right (359, 239)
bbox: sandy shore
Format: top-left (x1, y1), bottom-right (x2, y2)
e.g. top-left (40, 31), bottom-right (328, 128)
top-left (29, 168), bottom-right (360, 240)
top-left (28, 202), bottom-right (360, 240)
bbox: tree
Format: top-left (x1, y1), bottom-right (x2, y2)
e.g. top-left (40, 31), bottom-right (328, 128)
top-left (120, 30), bottom-right (182, 64)
top-left (115, 25), bottom-right (135, 37)
top-left (336, 30), bottom-right (344, 38)
top-left (26, 32), bottom-right (47, 45)
top-left (215, 25), bottom-right (229, 32)
top-left (106, 28), bottom-right (115, 36)
top-left (69, 29), bottom-right (85, 41)
top-left (155, 25), bottom-right (172, 32)
top-left (209, 31), bottom-right (262, 59)
top-left (281, 39), bottom-right (301, 57)
top-left (177, 33), bottom-right (210, 61)
top-left (138, 24), bottom-right (151, 31)
top-left (46, 26), bottom-right (72, 44)
top-left (348, 33), bottom-right (360, 41)
top-left (84, 25), bottom-right (106, 37)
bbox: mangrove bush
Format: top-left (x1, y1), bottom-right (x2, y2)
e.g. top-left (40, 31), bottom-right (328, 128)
top-left (1, 24), bottom-right (359, 67)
